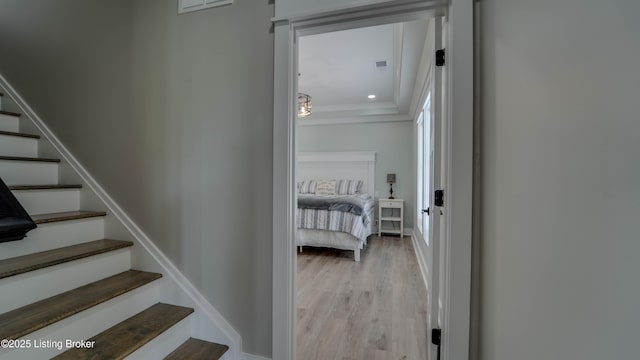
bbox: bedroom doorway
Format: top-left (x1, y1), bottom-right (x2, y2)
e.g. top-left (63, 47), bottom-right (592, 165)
top-left (272, 2), bottom-right (474, 360)
top-left (293, 10), bottom-right (443, 360)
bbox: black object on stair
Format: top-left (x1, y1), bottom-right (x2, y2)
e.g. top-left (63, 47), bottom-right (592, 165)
top-left (0, 177), bottom-right (36, 243)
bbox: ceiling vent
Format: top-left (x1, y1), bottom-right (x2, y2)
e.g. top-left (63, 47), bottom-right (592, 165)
top-left (375, 60), bottom-right (388, 68)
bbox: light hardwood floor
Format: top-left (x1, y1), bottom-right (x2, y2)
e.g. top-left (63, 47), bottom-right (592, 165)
top-left (296, 235), bottom-right (428, 360)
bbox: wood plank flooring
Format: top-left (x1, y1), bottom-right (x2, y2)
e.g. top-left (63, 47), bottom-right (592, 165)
top-left (296, 235), bottom-right (428, 360)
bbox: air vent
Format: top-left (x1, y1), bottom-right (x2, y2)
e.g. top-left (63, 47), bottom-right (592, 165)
top-left (375, 61), bottom-right (388, 68)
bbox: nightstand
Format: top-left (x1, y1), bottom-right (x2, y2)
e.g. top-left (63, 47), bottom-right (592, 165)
top-left (378, 198), bottom-right (404, 237)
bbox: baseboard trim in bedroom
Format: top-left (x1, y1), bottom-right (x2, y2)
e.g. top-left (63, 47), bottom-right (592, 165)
top-left (240, 352), bottom-right (271, 360)
top-left (410, 230), bottom-right (430, 294)
top-left (371, 227), bottom-right (414, 237)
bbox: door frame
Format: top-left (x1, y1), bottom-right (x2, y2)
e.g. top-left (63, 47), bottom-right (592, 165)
top-left (272, 1), bottom-right (473, 359)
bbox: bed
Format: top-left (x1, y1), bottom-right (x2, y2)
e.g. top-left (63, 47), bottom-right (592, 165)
top-left (296, 151), bottom-right (376, 261)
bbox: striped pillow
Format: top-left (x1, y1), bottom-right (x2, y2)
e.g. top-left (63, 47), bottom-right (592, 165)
top-left (297, 180), bottom-right (317, 194)
top-left (336, 179), bottom-right (364, 195)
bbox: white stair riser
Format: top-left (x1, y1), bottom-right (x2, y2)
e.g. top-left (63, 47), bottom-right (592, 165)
top-left (125, 315), bottom-right (191, 360)
top-left (0, 218), bottom-right (104, 260)
top-left (0, 160), bottom-right (57, 185)
top-left (0, 114), bottom-right (19, 132)
top-left (0, 135), bottom-right (37, 157)
top-left (0, 249), bottom-right (131, 314)
top-left (13, 189), bottom-right (81, 215)
top-left (0, 282), bottom-right (160, 360)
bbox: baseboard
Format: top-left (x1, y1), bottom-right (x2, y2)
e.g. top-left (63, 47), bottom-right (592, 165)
top-left (410, 230), bottom-right (430, 293)
top-left (0, 74), bottom-right (243, 359)
top-left (372, 226), bottom-right (414, 237)
top-left (240, 352), bottom-right (271, 360)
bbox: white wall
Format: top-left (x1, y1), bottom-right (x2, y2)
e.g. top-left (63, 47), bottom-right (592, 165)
top-left (480, 0), bottom-right (640, 359)
top-left (298, 121), bottom-right (415, 229)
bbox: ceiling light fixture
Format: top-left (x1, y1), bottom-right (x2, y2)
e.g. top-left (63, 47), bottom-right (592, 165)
top-left (368, 94), bottom-right (376, 99)
top-left (297, 93), bottom-right (312, 117)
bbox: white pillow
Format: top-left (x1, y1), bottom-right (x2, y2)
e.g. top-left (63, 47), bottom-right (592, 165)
top-left (315, 180), bottom-right (337, 195)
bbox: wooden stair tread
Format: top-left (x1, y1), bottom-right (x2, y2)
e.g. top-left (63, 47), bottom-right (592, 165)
top-left (0, 155), bottom-right (59, 163)
top-left (31, 210), bottom-right (107, 224)
top-left (9, 184), bottom-right (82, 190)
top-left (0, 270), bottom-right (162, 340)
top-left (0, 110), bottom-right (21, 117)
top-left (0, 130), bottom-right (39, 139)
top-left (164, 338), bottom-right (229, 360)
top-left (0, 239), bottom-right (133, 280)
top-left (53, 303), bottom-right (194, 360)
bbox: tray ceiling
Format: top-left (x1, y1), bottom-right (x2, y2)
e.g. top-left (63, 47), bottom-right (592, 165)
top-left (298, 19), bottom-right (429, 121)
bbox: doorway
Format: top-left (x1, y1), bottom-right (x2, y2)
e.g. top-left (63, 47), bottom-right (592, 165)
top-left (295, 18), bottom-right (434, 359)
top-left (272, 2), bottom-right (474, 360)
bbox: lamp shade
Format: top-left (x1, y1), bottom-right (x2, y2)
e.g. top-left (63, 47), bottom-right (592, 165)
top-left (387, 173), bottom-right (396, 184)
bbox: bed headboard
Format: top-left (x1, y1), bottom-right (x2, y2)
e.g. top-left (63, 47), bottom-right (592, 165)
top-left (297, 151), bottom-right (376, 196)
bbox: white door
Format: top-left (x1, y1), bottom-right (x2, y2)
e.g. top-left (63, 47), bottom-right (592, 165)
top-left (428, 16), bottom-right (447, 360)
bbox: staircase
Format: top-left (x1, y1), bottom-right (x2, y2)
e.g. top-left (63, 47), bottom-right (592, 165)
top-left (0, 92), bottom-right (230, 359)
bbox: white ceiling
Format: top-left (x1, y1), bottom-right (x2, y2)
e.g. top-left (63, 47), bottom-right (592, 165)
top-left (298, 19), bottom-right (430, 120)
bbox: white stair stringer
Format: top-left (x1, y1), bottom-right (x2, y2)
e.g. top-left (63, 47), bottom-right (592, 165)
top-left (0, 248), bottom-right (131, 314)
top-left (0, 281), bottom-right (161, 360)
top-left (1, 69), bottom-right (243, 358)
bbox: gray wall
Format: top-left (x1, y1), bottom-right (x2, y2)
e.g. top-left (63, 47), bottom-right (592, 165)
top-left (298, 121), bottom-right (415, 229)
top-left (0, 0), bottom-right (273, 356)
top-left (4, 0), bottom-right (639, 358)
top-left (480, 0), bottom-right (640, 359)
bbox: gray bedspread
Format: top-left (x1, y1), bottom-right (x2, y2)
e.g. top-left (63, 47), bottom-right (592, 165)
top-left (297, 193), bottom-right (374, 243)
top-left (297, 194), bottom-right (366, 216)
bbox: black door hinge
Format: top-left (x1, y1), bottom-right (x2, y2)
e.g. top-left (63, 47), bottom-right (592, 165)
top-left (431, 328), bottom-right (441, 345)
top-left (432, 328), bottom-right (442, 360)
top-left (435, 49), bottom-right (445, 67)
top-left (434, 190), bottom-right (444, 207)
